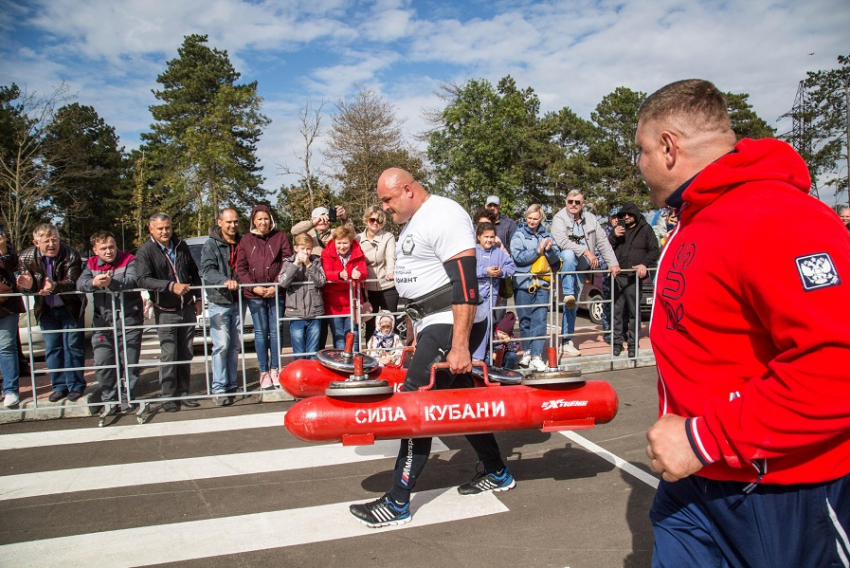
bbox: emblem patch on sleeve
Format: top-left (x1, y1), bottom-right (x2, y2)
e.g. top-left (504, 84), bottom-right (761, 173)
top-left (795, 253), bottom-right (841, 291)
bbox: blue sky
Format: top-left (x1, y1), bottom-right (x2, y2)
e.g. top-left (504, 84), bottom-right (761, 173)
top-left (1, 0), bottom-right (848, 205)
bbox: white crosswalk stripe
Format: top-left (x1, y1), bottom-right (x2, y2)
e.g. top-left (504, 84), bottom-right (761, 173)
top-left (0, 440), bottom-right (449, 501)
top-left (0, 410), bottom-right (509, 566)
top-left (0, 488), bottom-right (507, 568)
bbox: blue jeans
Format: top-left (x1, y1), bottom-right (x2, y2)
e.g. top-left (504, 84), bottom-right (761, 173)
top-left (502, 350), bottom-right (517, 370)
top-left (209, 302), bottom-right (242, 393)
top-left (246, 297), bottom-right (283, 373)
top-left (559, 250), bottom-right (591, 341)
top-left (514, 287), bottom-right (549, 358)
top-left (329, 316), bottom-right (359, 350)
top-left (39, 305), bottom-right (86, 394)
top-left (0, 314), bottom-right (20, 394)
top-left (289, 318), bottom-right (320, 360)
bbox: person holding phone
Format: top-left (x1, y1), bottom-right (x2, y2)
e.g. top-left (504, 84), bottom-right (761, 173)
top-left (291, 205), bottom-right (354, 250)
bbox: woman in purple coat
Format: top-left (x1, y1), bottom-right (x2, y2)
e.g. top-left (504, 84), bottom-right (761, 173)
top-left (236, 205), bottom-right (292, 389)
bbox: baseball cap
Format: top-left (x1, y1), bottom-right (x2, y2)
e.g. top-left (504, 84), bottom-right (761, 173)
top-left (485, 195), bottom-right (500, 206)
top-left (311, 206), bottom-right (329, 218)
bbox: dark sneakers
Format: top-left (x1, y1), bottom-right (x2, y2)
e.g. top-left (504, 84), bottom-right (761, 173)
top-left (350, 494), bottom-right (411, 528)
top-left (457, 467), bottom-right (516, 496)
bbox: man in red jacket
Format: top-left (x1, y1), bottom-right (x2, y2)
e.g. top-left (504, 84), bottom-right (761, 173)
top-left (640, 79), bottom-right (850, 567)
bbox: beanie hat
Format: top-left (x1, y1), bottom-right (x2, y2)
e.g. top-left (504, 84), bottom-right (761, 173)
top-left (495, 311), bottom-right (516, 336)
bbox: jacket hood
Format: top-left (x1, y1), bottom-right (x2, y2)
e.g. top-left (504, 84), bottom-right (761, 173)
top-left (209, 224), bottom-right (241, 244)
top-left (619, 201), bottom-right (641, 218)
top-left (249, 204), bottom-right (276, 235)
top-left (683, 138), bottom-right (810, 215)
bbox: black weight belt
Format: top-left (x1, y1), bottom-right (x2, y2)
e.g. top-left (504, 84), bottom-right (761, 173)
top-left (399, 283), bottom-right (454, 321)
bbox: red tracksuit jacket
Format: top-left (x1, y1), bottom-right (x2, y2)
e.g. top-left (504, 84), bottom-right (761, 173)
top-left (651, 138), bottom-right (850, 485)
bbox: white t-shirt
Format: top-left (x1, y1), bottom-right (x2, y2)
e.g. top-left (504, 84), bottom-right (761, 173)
top-left (395, 195), bottom-right (487, 333)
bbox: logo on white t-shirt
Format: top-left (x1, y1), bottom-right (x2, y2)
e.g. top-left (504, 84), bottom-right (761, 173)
top-left (401, 234), bottom-right (415, 256)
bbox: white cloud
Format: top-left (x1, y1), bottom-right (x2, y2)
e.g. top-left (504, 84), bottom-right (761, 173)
top-left (3, 0), bottom-right (848, 199)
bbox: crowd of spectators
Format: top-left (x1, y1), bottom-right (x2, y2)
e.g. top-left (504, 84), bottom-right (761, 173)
top-left (3, 193), bottom-right (843, 412)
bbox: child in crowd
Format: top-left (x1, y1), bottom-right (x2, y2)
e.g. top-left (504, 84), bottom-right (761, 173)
top-left (321, 225), bottom-right (368, 350)
top-left (278, 233), bottom-right (326, 360)
top-left (366, 311), bottom-right (403, 365)
top-left (473, 222), bottom-right (515, 362)
top-left (491, 311), bottom-right (522, 369)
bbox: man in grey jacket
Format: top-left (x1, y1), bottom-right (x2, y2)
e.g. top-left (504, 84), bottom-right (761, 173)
top-left (200, 208), bottom-right (243, 406)
top-left (77, 231), bottom-right (144, 416)
top-left (551, 190), bottom-right (620, 356)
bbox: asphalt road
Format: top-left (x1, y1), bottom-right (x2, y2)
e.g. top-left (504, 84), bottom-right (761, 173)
top-left (0, 364), bottom-right (660, 568)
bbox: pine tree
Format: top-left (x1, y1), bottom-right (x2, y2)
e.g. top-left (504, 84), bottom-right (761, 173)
top-left (42, 103), bottom-right (128, 250)
top-left (139, 34), bottom-right (270, 236)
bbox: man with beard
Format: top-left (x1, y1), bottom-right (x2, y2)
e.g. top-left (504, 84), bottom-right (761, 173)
top-left (608, 202), bottom-right (659, 357)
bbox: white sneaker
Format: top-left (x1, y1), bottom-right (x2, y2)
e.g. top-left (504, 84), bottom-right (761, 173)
top-left (528, 357), bottom-right (547, 372)
top-left (518, 353), bottom-right (531, 368)
top-left (4, 392), bottom-right (20, 408)
top-left (563, 295), bottom-right (577, 309)
top-left (561, 340), bottom-right (581, 357)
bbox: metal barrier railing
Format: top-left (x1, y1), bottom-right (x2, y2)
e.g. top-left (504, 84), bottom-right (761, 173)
top-left (0, 267), bottom-right (656, 417)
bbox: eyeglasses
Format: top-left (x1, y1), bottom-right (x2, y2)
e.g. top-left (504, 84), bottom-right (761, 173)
top-left (368, 218), bottom-right (382, 224)
top-left (567, 199), bottom-right (583, 205)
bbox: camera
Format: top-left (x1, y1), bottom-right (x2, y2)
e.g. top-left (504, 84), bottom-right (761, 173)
top-left (327, 206), bottom-right (337, 223)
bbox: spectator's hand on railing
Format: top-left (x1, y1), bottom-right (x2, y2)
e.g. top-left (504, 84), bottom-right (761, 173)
top-left (223, 279), bottom-right (238, 291)
top-left (486, 266), bottom-right (502, 277)
top-left (173, 282), bottom-right (191, 296)
top-left (385, 272), bottom-right (394, 280)
top-left (610, 265), bottom-right (622, 278)
top-left (633, 264), bottom-right (648, 278)
top-left (16, 270), bottom-right (33, 290)
top-left (339, 269), bottom-right (349, 281)
top-left (351, 267), bottom-right (361, 280)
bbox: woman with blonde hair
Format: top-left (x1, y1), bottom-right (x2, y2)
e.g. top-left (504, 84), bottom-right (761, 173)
top-left (356, 205), bottom-right (398, 338)
top-left (509, 204), bottom-right (561, 372)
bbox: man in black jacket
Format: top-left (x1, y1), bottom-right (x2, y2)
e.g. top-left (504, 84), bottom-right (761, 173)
top-left (136, 213), bottom-right (202, 412)
top-left (17, 223), bottom-right (87, 402)
top-left (609, 202), bottom-right (660, 357)
top-left (200, 208), bottom-right (242, 406)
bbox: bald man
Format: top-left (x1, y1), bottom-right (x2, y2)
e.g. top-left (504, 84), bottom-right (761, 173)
top-left (349, 168), bottom-right (514, 528)
top-left (639, 80), bottom-right (850, 568)
top-left (840, 207), bottom-right (850, 231)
